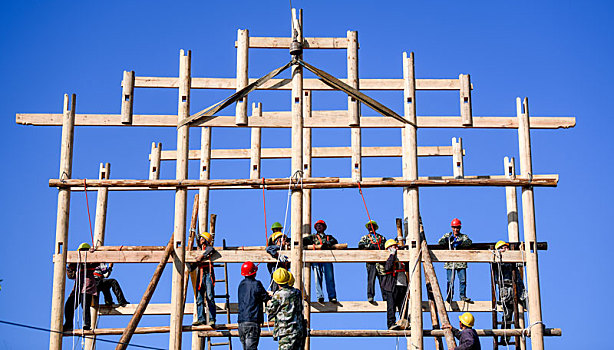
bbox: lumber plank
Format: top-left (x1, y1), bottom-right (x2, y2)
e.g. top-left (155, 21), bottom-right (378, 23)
top-left (195, 329), bottom-right (561, 338)
top-left (16, 113), bottom-right (576, 129)
top-left (236, 37), bottom-right (349, 49)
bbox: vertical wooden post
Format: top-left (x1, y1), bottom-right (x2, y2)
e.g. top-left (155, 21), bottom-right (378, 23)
top-left (402, 52), bottom-right (422, 350)
top-left (302, 89), bottom-right (312, 350)
top-left (149, 142), bottom-right (162, 180)
top-left (250, 103), bottom-right (262, 179)
top-left (289, 7), bottom-right (304, 302)
top-left (49, 93), bottom-right (76, 350)
top-left (504, 156), bottom-right (527, 350)
top-left (517, 97), bottom-right (544, 350)
top-left (121, 70), bottom-right (135, 124)
top-left (169, 49), bottom-right (191, 350)
top-left (347, 30), bottom-right (361, 181)
top-left (85, 162), bottom-right (111, 350)
top-left (459, 74), bottom-right (472, 126)
top-left (236, 29), bottom-right (249, 126)
top-left (452, 137), bottom-right (464, 178)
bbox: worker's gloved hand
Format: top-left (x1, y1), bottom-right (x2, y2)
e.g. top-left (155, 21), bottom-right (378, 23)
top-left (320, 241), bottom-right (331, 249)
top-left (279, 255), bottom-right (289, 263)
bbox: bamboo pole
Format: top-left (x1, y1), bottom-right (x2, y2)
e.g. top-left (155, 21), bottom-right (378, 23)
top-left (49, 94), bottom-right (75, 350)
top-left (121, 71), bottom-right (135, 124)
top-left (504, 156), bottom-right (527, 350)
top-left (149, 142), bottom-right (161, 180)
top-left (169, 49), bottom-right (191, 350)
top-left (236, 29), bottom-right (249, 125)
top-left (85, 163), bottom-right (111, 350)
top-left (116, 236), bottom-right (175, 350)
top-left (302, 88), bottom-right (313, 350)
top-left (250, 102), bottom-right (262, 179)
top-left (402, 51), bottom-right (423, 350)
top-left (452, 137), bottom-right (464, 179)
top-left (459, 74), bottom-right (472, 126)
top-left (182, 194), bottom-right (199, 313)
top-left (289, 7), bottom-right (305, 303)
top-left (517, 97), bottom-right (544, 350)
top-left (421, 241), bottom-right (456, 349)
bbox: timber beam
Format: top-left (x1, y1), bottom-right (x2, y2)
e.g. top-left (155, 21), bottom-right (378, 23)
top-left (16, 113), bottom-right (575, 129)
top-left (196, 329), bottom-right (561, 338)
top-left (65, 248), bottom-right (532, 264)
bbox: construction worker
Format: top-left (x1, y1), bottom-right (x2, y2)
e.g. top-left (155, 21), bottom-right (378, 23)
top-left (358, 220), bottom-right (386, 303)
top-left (238, 261), bottom-right (271, 350)
top-left (188, 231), bottom-right (216, 326)
top-left (266, 222), bottom-right (290, 292)
top-left (438, 218), bottom-right (472, 302)
top-left (94, 263), bottom-right (129, 306)
top-left (442, 312), bottom-right (481, 350)
top-left (381, 239), bottom-right (409, 329)
top-left (266, 268), bottom-right (306, 350)
top-left (492, 240), bottom-right (525, 345)
top-left (287, 271), bottom-right (308, 345)
top-left (303, 219), bottom-right (338, 303)
top-left (63, 243), bottom-right (97, 332)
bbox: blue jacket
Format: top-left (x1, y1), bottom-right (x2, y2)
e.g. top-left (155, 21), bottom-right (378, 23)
top-left (238, 276), bottom-right (271, 324)
top-left (453, 327), bottom-right (481, 350)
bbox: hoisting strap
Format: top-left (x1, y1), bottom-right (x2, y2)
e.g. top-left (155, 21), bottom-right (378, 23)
top-left (179, 61), bottom-right (293, 127)
top-left (297, 58), bottom-right (415, 127)
top-left (357, 182), bottom-right (381, 249)
top-left (83, 179), bottom-right (94, 245)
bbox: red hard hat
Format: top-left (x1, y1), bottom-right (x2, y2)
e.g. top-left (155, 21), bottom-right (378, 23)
top-left (241, 261), bottom-right (258, 276)
top-left (314, 220), bottom-right (327, 229)
top-left (451, 218), bottom-right (461, 227)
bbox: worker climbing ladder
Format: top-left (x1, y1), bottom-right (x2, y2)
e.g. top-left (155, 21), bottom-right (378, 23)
top-left (206, 243), bottom-right (233, 350)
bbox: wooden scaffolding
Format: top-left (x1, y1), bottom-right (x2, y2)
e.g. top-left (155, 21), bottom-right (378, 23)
top-left (17, 8), bottom-right (573, 350)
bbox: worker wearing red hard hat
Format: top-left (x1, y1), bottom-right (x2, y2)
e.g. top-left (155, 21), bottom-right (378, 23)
top-left (237, 261), bottom-right (271, 350)
top-left (303, 219), bottom-right (338, 303)
top-left (438, 218), bottom-right (473, 302)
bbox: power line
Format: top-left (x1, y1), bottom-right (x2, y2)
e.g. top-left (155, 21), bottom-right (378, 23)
top-left (0, 319), bottom-right (165, 350)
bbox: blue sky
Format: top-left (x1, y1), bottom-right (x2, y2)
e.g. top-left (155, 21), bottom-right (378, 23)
top-left (0, 1), bottom-right (611, 349)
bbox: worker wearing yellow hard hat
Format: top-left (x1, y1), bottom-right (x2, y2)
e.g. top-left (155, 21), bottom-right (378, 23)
top-left (266, 268), bottom-right (307, 350)
top-left (266, 222), bottom-right (290, 292)
top-left (493, 239), bottom-right (525, 345)
top-left (442, 312), bottom-right (479, 349)
top-left (381, 238), bottom-right (409, 330)
top-left (189, 231), bottom-right (217, 327)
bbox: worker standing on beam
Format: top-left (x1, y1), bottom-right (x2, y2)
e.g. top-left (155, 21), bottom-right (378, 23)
top-left (492, 240), bottom-right (525, 346)
top-left (439, 218), bottom-right (472, 302)
top-left (63, 243), bottom-right (97, 332)
top-left (188, 231), bottom-right (216, 326)
top-left (381, 239), bottom-right (409, 330)
top-left (442, 312), bottom-right (481, 349)
top-left (266, 268), bottom-right (306, 350)
top-left (303, 219), bottom-right (338, 303)
top-left (266, 222), bottom-right (290, 292)
top-left (238, 261), bottom-right (271, 350)
top-left (358, 220), bottom-right (386, 303)
top-left (94, 262), bottom-right (129, 307)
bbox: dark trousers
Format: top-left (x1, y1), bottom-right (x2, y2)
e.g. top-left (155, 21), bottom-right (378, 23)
top-left (238, 322), bottom-right (261, 350)
top-left (366, 263), bottom-right (384, 299)
top-left (383, 286), bottom-right (407, 329)
top-left (64, 290), bottom-right (93, 328)
top-left (97, 278), bottom-right (127, 305)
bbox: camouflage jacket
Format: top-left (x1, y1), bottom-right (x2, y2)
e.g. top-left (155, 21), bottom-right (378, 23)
top-left (266, 286), bottom-right (304, 338)
top-left (438, 232), bottom-right (472, 270)
top-left (358, 232), bottom-right (386, 250)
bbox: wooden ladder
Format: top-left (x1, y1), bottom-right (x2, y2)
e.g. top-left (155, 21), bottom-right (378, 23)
top-left (206, 239), bottom-right (233, 350)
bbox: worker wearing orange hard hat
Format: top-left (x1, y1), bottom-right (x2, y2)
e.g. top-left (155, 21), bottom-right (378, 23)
top-left (438, 218), bottom-right (473, 302)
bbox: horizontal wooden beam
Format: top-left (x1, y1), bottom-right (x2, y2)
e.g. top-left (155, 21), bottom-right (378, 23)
top-left (158, 146), bottom-right (457, 161)
top-left (16, 113), bottom-right (576, 129)
top-left (133, 77), bottom-right (464, 91)
top-left (64, 322), bottom-right (273, 337)
top-left (65, 249), bottom-right (528, 264)
top-left (50, 176), bottom-right (559, 190)
top-left (98, 300), bottom-right (506, 316)
top-left (236, 37), bottom-right (350, 49)
top-left (196, 328), bottom-right (561, 338)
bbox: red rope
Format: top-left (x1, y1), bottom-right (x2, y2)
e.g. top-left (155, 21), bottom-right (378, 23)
top-left (262, 178), bottom-right (268, 243)
top-left (357, 182), bottom-right (381, 248)
top-left (83, 179), bottom-right (94, 245)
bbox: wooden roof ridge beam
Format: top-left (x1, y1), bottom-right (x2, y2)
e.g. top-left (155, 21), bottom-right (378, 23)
top-left (133, 77), bottom-right (469, 91)
top-left (16, 113), bottom-right (576, 129)
top-left (196, 329), bottom-right (561, 338)
top-left (235, 36), bottom-right (351, 49)
top-left (155, 146), bottom-right (460, 161)
top-left (66, 249), bottom-right (534, 264)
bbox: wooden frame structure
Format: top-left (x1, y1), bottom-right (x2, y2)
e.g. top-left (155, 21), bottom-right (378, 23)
top-left (17, 8), bottom-right (573, 350)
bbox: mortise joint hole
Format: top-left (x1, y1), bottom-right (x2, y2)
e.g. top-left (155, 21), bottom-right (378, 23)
top-left (182, 96), bottom-right (187, 102)
top-left (407, 97), bottom-right (412, 103)
top-left (294, 97), bottom-right (300, 103)
top-left (202, 166), bottom-right (207, 172)
top-left (351, 97), bottom-right (356, 102)
top-left (463, 97), bottom-right (469, 103)
top-left (253, 165), bottom-right (258, 170)
top-left (354, 163), bottom-right (359, 169)
top-left (58, 242), bottom-right (63, 255)
top-left (152, 166), bottom-right (157, 172)
top-left (304, 164), bottom-right (308, 170)
top-left (124, 95), bottom-right (130, 102)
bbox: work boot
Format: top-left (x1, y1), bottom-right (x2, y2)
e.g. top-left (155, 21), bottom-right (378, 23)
top-left (330, 298), bottom-right (338, 303)
top-left (208, 320), bottom-right (216, 327)
top-left (192, 320), bottom-right (204, 326)
top-left (104, 300), bottom-right (114, 306)
top-left (118, 299), bottom-right (129, 307)
top-left (460, 296), bottom-right (472, 302)
top-left (367, 297), bottom-right (375, 303)
top-left (446, 296), bottom-right (453, 303)
top-left (82, 325), bottom-right (91, 331)
top-left (62, 324), bottom-right (73, 333)
top-left (317, 297), bottom-right (324, 303)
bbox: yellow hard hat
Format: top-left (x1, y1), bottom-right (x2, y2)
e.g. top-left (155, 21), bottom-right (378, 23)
top-left (288, 272), bottom-right (295, 287)
top-left (384, 239), bottom-right (398, 249)
top-left (270, 231), bottom-right (284, 243)
top-left (459, 312), bottom-right (474, 327)
top-left (78, 242), bottom-right (91, 251)
top-left (495, 240), bottom-right (509, 250)
top-left (272, 268), bottom-right (290, 285)
top-left (199, 232), bottom-right (213, 243)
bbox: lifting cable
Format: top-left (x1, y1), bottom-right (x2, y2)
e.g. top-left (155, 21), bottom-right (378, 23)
top-left (357, 182), bottom-right (381, 248)
top-left (262, 178), bottom-right (268, 243)
top-left (82, 180), bottom-right (94, 245)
